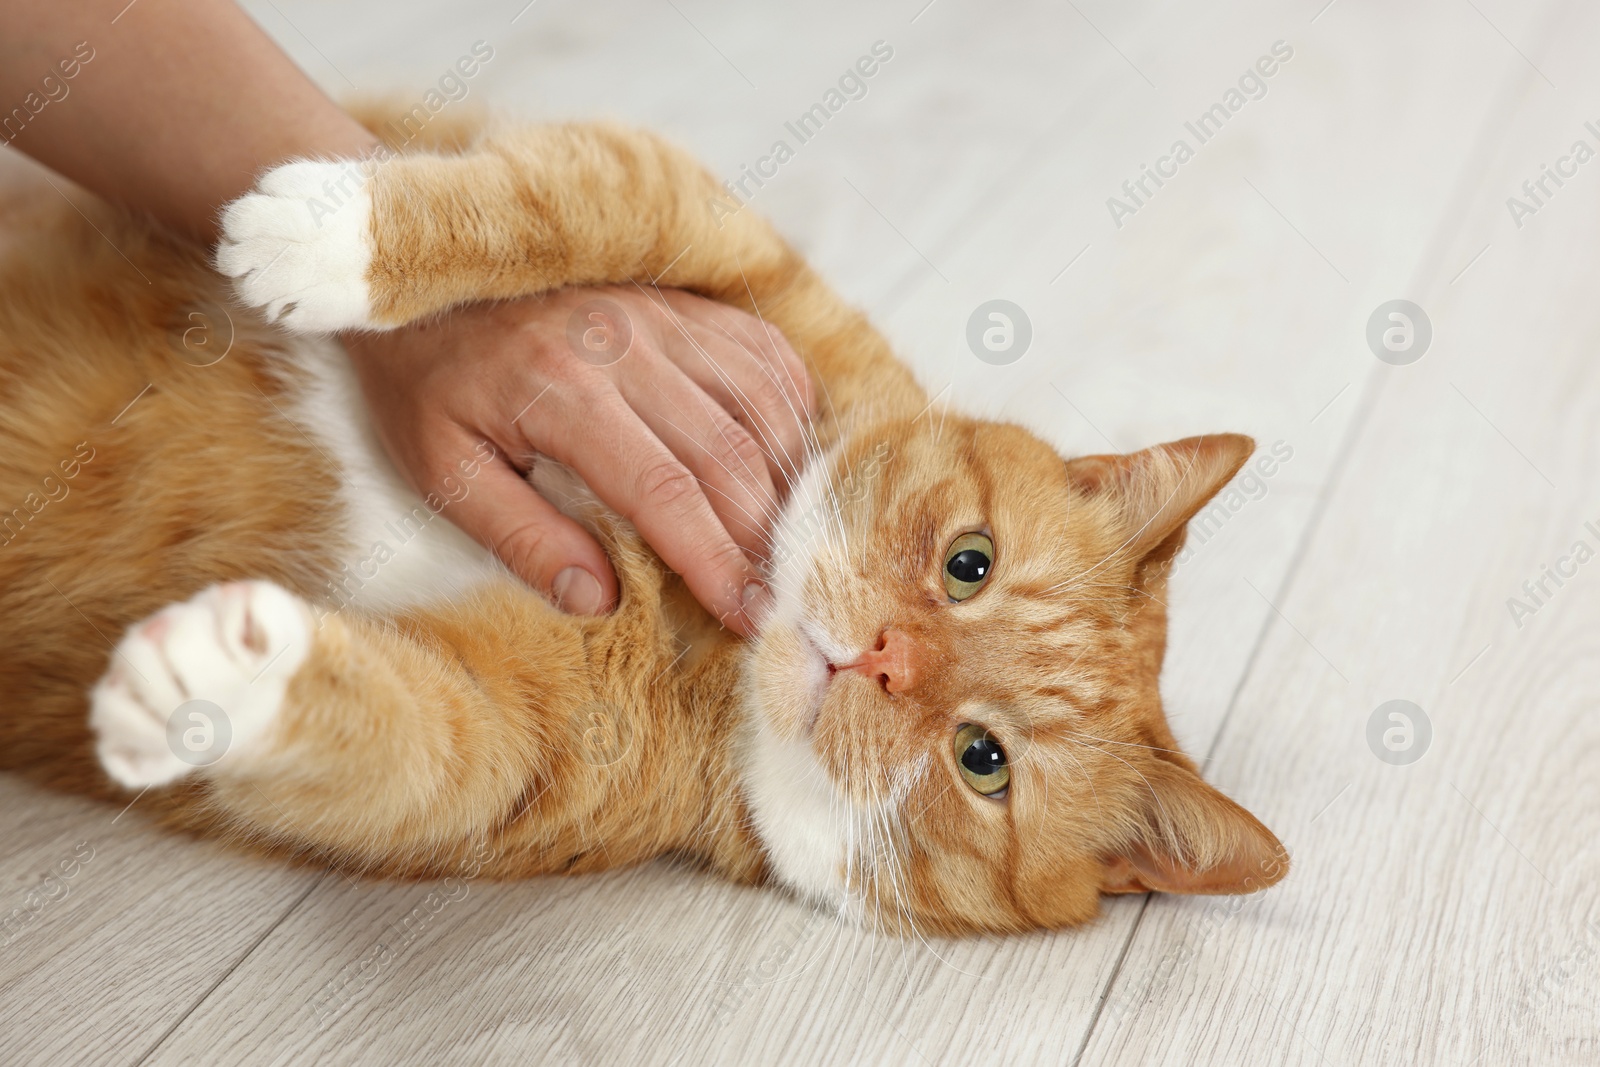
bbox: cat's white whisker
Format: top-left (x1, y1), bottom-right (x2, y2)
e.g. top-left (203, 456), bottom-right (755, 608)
top-left (637, 405), bottom-right (783, 532)
top-left (1065, 731), bottom-right (1189, 757)
top-left (705, 316), bottom-right (815, 471)
top-left (1043, 447), bottom-right (1218, 598)
top-left (638, 381), bottom-right (786, 528)
top-left (1070, 738), bottom-right (1172, 833)
top-left (631, 278), bottom-right (814, 486)
top-left (726, 252), bottom-right (823, 469)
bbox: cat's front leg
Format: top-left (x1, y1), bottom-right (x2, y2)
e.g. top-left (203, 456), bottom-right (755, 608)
top-left (90, 580), bottom-right (312, 788)
top-left (215, 124), bottom-right (795, 336)
top-left (214, 160), bottom-right (380, 333)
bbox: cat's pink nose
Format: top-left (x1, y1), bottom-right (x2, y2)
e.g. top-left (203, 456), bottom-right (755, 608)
top-left (840, 629), bottom-right (918, 693)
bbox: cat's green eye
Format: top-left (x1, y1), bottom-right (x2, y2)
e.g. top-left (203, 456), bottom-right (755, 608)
top-left (943, 532), bottom-right (994, 601)
top-left (954, 723), bottom-right (1010, 797)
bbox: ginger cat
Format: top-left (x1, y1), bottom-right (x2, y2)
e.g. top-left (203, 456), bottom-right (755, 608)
top-left (0, 109), bottom-right (1287, 935)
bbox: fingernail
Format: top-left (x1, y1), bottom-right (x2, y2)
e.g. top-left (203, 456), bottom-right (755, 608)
top-left (741, 579), bottom-right (772, 629)
top-left (552, 567), bottom-right (605, 615)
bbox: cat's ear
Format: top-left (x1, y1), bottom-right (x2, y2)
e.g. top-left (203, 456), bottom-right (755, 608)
top-left (1101, 758), bottom-right (1289, 896)
top-left (1064, 434), bottom-right (1254, 562)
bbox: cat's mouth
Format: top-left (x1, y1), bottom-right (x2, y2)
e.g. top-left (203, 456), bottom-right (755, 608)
top-left (795, 620), bottom-right (844, 737)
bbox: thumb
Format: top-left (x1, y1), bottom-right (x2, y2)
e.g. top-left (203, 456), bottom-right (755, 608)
top-left (442, 456), bottom-right (618, 615)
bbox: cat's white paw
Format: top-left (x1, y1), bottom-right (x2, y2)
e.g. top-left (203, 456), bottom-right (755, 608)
top-left (90, 581), bottom-right (312, 789)
top-left (216, 160), bottom-right (376, 333)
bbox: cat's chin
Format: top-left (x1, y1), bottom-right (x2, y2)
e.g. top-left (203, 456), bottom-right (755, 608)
top-left (735, 667), bottom-right (856, 912)
top-left (736, 611), bottom-right (863, 910)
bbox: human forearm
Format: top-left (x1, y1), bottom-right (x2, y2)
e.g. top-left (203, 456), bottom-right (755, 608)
top-left (0, 0), bottom-right (376, 240)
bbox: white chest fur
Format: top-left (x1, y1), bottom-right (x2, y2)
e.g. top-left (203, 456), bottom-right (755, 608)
top-left (281, 337), bottom-right (505, 619)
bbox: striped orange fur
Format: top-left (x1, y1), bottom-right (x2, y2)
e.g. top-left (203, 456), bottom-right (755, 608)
top-left (0, 108), bottom-right (1286, 935)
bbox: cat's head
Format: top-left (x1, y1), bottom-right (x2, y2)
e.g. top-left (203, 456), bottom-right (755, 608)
top-left (740, 414), bottom-right (1288, 935)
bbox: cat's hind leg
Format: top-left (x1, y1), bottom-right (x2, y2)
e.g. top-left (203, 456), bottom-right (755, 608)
top-left (91, 580), bottom-right (311, 789)
top-left (89, 579), bottom-right (576, 874)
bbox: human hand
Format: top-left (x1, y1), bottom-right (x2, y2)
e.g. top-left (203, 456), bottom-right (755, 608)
top-left (342, 286), bottom-right (814, 636)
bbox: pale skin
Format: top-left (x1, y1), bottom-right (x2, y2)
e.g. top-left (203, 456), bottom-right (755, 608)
top-left (0, 0), bottom-right (811, 634)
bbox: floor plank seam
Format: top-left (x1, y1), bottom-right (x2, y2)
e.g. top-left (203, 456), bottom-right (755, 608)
top-left (1194, 0), bottom-right (1555, 778)
top-left (129, 873), bottom-right (326, 1067)
top-left (1068, 892), bottom-right (1154, 1067)
top-left (1197, 356), bottom-right (1383, 771)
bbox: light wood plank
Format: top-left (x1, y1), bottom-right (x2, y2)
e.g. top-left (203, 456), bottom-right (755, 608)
top-left (0, 777), bottom-right (318, 1066)
top-left (145, 861), bottom-right (1145, 1065)
top-left (1077, 2), bottom-right (1600, 1063)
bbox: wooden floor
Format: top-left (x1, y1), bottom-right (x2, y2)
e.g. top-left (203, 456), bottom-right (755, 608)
top-left (4, 0), bottom-right (1598, 1063)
